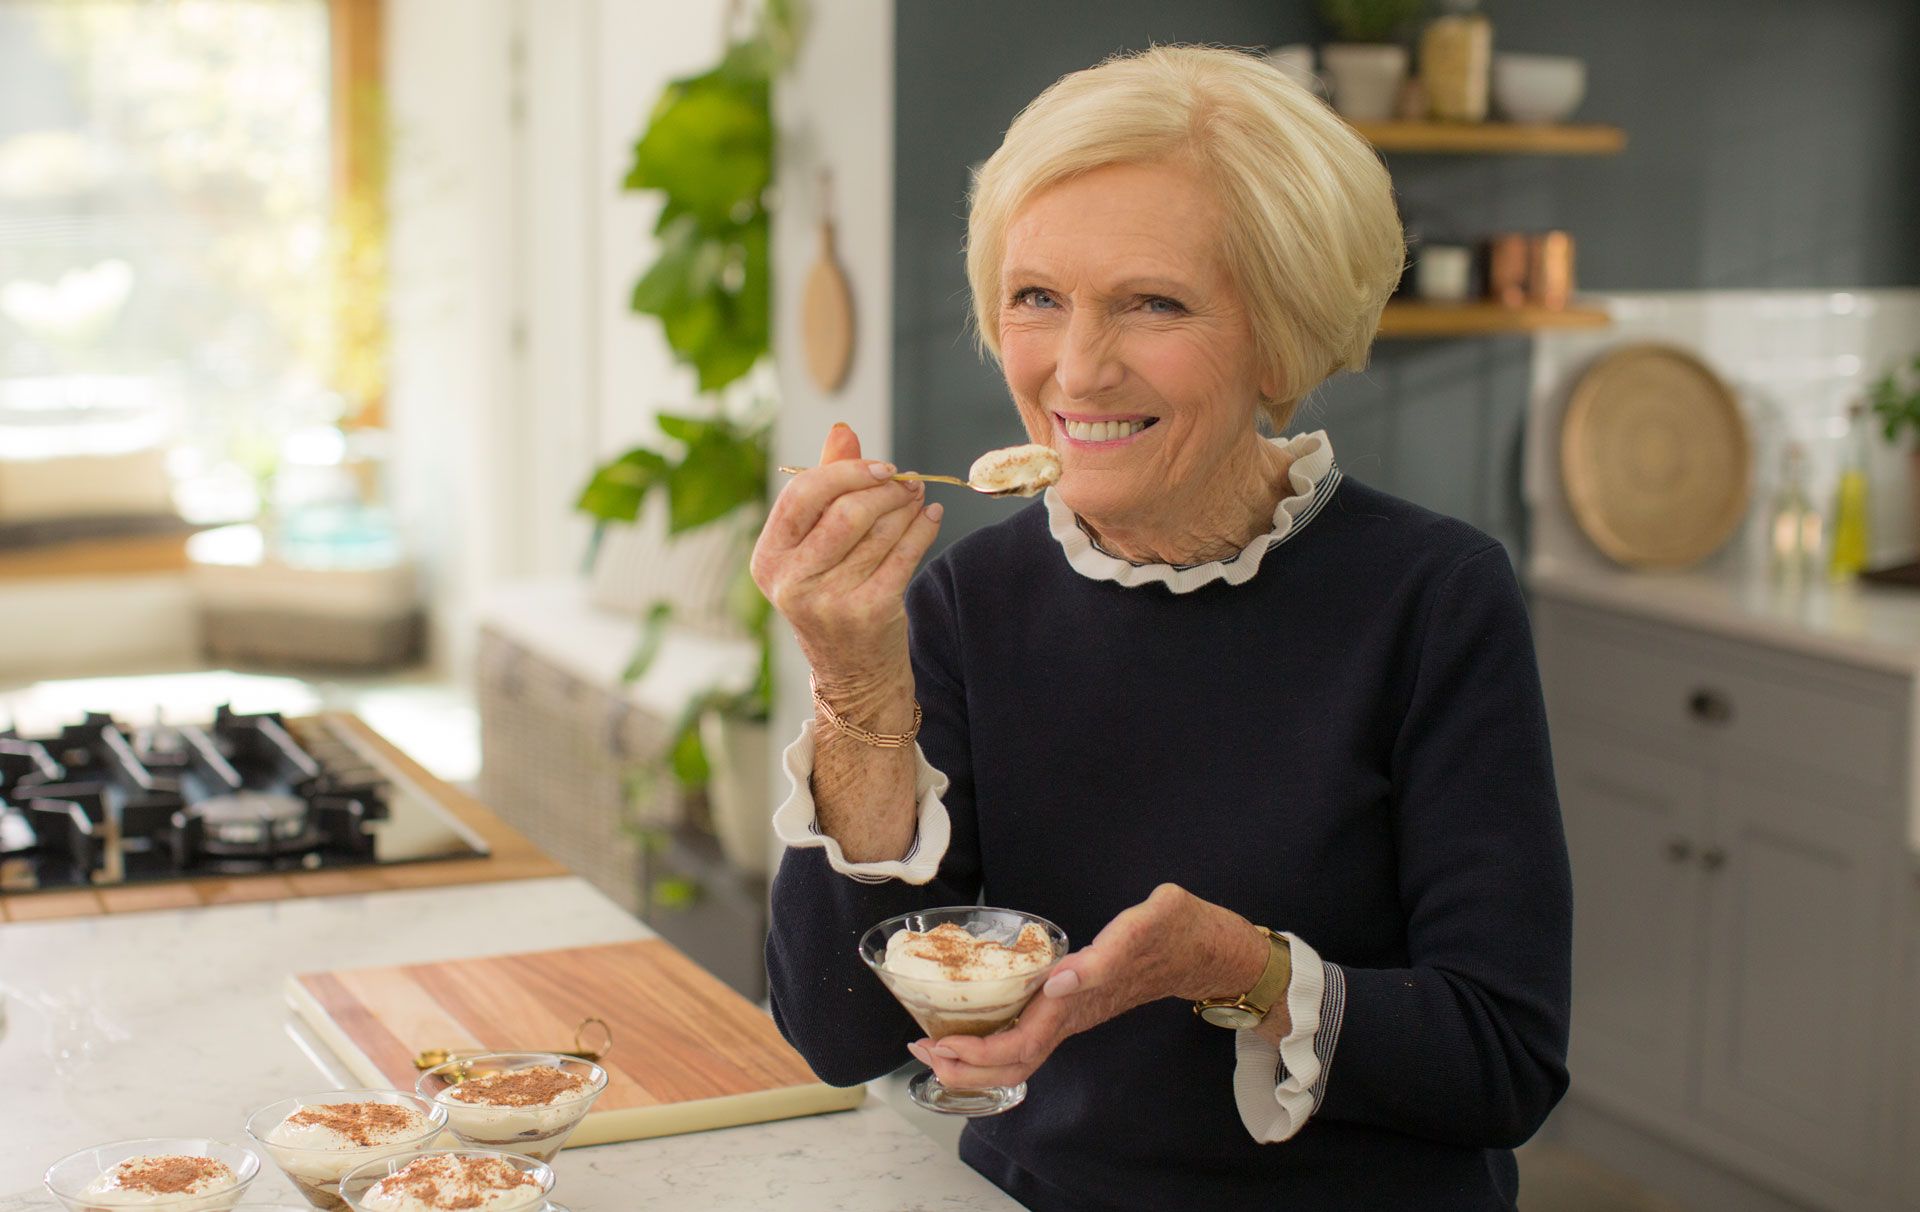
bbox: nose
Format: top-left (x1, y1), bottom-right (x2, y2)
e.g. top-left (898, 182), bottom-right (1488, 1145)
top-left (1053, 307), bottom-right (1124, 401)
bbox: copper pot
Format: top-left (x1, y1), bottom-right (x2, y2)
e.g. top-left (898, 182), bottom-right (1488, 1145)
top-left (1487, 234), bottom-right (1531, 307)
top-left (1528, 231), bottom-right (1576, 309)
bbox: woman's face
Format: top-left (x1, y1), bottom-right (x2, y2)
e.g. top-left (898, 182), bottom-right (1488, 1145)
top-left (998, 158), bottom-right (1276, 531)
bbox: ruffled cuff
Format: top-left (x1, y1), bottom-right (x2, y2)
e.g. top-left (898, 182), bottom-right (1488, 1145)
top-left (1230, 934), bottom-right (1347, 1142)
top-left (770, 719), bottom-right (951, 885)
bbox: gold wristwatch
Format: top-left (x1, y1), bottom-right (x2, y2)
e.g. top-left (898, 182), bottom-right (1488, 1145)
top-left (1193, 926), bottom-right (1291, 1029)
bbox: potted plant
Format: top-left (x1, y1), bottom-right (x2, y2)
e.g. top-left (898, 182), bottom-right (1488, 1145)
top-left (575, 1), bottom-right (798, 879)
top-left (1866, 353), bottom-right (1920, 554)
top-left (1317, 0), bottom-right (1426, 122)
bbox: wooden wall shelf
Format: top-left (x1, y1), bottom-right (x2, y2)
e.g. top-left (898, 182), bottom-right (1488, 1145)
top-left (1354, 121), bottom-right (1627, 156)
top-left (1377, 301), bottom-right (1613, 338)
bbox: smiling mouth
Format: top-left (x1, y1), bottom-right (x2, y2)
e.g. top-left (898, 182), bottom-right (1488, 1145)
top-left (1055, 415), bottom-right (1159, 443)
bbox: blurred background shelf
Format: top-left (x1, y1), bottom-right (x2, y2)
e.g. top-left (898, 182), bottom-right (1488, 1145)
top-left (1354, 121), bottom-right (1626, 155)
top-left (1377, 301), bottom-right (1613, 338)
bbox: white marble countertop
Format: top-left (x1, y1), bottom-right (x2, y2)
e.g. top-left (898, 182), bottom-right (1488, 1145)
top-left (1527, 556), bottom-right (1920, 675)
top-left (0, 877), bottom-right (1019, 1210)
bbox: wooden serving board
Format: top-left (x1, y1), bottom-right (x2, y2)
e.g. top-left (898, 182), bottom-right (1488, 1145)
top-left (287, 938), bottom-right (864, 1146)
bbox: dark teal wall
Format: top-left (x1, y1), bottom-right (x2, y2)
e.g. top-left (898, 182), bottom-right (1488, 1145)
top-left (891, 0), bottom-right (1920, 553)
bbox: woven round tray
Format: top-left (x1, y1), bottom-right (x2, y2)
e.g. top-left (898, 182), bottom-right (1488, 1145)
top-left (1560, 343), bottom-right (1752, 569)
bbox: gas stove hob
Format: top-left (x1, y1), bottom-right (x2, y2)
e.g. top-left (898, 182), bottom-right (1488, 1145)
top-left (0, 708), bottom-right (488, 893)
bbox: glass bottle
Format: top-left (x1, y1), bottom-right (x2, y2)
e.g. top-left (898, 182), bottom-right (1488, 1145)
top-left (1769, 443), bottom-right (1818, 586)
top-left (1419, 0), bottom-right (1493, 123)
top-left (1827, 404), bottom-right (1872, 581)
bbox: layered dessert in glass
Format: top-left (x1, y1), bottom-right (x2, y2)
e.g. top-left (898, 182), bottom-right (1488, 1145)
top-left (245, 1091), bottom-right (448, 1209)
top-left (338, 1151), bottom-right (552, 1212)
top-left (43, 1139), bottom-right (261, 1212)
top-left (415, 1054), bottom-right (606, 1161)
top-left (859, 906), bottom-right (1067, 1116)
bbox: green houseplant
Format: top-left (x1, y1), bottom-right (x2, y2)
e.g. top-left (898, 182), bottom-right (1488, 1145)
top-left (1866, 353), bottom-right (1920, 557)
top-left (574, 1), bottom-right (799, 876)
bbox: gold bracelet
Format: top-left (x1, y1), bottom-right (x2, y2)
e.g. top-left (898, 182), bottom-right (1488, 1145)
top-left (810, 673), bottom-right (922, 748)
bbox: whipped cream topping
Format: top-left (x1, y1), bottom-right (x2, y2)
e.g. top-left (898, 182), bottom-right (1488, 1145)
top-left (269, 1102), bottom-right (431, 1151)
top-left (80, 1155), bottom-right (238, 1205)
top-left (884, 922), bottom-right (1053, 982)
top-left (436, 1065), bottom-right (597, 1140)
top-left (968, 444), bottom-right (1061, 496)
top-left (358, 1155), bottom-right (543, 1212)
top-left (261, 1101), bottom-right (434, 1182)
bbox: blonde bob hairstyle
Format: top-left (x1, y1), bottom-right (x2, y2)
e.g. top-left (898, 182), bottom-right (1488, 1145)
top-left (965, 44), bottom-right (1406, 430)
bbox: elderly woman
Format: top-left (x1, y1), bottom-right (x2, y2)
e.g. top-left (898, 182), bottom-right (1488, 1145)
top-left (752, 44), bottom-right (1570, 1212)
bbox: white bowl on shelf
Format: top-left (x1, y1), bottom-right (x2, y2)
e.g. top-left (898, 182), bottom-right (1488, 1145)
top-left (1492, 53), bottom-right (1587, 124)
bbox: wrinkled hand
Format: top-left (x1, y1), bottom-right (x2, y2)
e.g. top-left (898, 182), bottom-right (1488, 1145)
top-left (750, 423), bottom-right (942, 687)
top-left (908, 884), bottom-right (1275, 1090)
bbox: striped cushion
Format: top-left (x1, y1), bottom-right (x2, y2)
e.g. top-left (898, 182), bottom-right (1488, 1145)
top-left (587, 494), bottom-right (748, 635)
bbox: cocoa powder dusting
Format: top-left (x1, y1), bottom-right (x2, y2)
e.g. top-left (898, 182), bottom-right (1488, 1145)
top-left (448, 1064), bottom-right (586, 1106)
top-left (114, 1156), bottom-right (231, 1194)
top-left (286, 1100), bottom-right (420, 1146)
top-left (908, 923), bottom-right (1049, 978)
top-left (374, 1155), bottom-right (536, 1209)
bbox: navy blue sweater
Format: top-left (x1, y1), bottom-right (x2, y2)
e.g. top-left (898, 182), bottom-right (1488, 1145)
top-left (767, 474), bottom-right (1573, 1212)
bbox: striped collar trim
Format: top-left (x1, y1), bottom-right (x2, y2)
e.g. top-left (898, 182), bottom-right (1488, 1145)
top-left (1043, 430), bottom-right (1340, 594)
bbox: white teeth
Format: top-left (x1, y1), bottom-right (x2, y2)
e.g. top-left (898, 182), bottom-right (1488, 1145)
top-left (1063, 419), bottom-right (1147, 442)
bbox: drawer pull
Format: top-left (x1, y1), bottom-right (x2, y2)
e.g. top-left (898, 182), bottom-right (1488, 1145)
top-left (1700, 847), bottom-right (1728, 871)
top-left (1665, 837), bottom-right (1694, 863)
top-left (1687, 689), bottom-right (1734, 724)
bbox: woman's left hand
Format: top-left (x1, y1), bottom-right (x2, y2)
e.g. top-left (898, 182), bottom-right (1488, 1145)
top-left (908, 884), bottom-right (1281, 1089)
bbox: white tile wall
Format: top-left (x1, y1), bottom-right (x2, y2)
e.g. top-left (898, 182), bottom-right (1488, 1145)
top-left (1525, 289), bottom-right (1920, 575)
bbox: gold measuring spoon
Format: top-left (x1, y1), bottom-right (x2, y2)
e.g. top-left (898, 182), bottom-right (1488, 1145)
top-left (413, 1016), bottom-right (613, 1078)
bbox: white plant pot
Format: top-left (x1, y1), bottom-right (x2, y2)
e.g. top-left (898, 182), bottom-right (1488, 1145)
top-left (1320, 43), bottom-right (1409, 122)
top-left (700, 712), bottom-right (771, 878)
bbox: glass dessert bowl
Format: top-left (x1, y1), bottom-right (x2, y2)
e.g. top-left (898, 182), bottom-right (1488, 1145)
top-left (245, 1091), bottom-right (449, 1210)
top-left (44, 1138), bottom-right (262, 1212)
top-left (337, 1150), bottom-right (552, 1212)
top-left (415, 1054), bottom-right (606, 1161)
top-left (859, 906), bottom-right (1068, 1117)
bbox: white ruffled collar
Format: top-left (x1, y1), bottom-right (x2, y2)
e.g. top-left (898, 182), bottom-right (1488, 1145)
top-left (1043, 430), bottom-right (1340, 593)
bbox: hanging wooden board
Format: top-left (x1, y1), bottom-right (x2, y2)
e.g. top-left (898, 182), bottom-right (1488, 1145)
top-left (287, 937), bottom-right (864, 1147)
top-left (801, 217), bottom-right (855, 392)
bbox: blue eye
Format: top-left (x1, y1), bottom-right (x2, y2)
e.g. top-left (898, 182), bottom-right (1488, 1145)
top-left (1012, 287), bottom-right (1057, 309)
top-left (1143, 296), bottom-right (1185, 314)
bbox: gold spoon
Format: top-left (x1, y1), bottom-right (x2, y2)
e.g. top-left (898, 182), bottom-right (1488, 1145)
top-left (778, 444), bottom-right (1061, 499)
top-left (776, 466), bottom-right (1014, 494)
top-left (413, 1017), bottom-right (613, 1078)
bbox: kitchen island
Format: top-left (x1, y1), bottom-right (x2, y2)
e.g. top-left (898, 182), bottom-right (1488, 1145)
top-left (0, 876), bottom-right (1020, 1209)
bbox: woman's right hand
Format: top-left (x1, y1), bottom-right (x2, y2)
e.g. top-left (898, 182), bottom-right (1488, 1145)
top-left (751, 423), bottom-right (944, 691)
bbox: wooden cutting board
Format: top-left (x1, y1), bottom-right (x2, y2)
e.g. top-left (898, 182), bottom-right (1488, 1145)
top-left (286, 938), bottom-right (864, 1146)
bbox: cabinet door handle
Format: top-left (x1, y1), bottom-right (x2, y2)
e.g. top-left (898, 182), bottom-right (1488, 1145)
top-left (1688, 689), bottom-right (1734, 725)
top-left (1700, 847), bottom-right (1728, 871)
top-left (1665, 837), bottom-right (1694, 863)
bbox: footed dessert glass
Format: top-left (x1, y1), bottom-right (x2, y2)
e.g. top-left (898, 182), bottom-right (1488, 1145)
top-left (337, 1150), bottom-right (552, 1212)
top-left (244, 1090), bottom-right (448, 1210)
top-left (44, 1138), bottom-right (261, 1212)
top-left (415, 1054), bottom-right (606, 1162)
top-left (859, 906), bottom-right (1067, 1117)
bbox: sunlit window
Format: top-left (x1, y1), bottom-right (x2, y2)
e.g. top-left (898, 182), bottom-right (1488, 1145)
top-left (0, 0), bottom-right (341, 524)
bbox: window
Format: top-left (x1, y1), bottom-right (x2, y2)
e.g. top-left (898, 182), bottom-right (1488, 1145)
top-left (0, 0), bottom-right (383, 525)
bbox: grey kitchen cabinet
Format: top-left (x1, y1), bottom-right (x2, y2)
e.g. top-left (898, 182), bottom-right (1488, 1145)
top-left (1534, 593), bottom-right (1912, 1212)
top-left (1555, 727), bottom-right (1709, 1113)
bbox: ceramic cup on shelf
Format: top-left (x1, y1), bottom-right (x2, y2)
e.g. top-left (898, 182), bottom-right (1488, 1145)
top-left (1491, 53), bottom-right (1587, 123)
top-left (1414, 245), bottom-right (1475, 302)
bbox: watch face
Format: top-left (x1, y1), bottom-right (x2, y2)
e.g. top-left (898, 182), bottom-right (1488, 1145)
top-left (1199, 1004), bottom-right (1261, 1030)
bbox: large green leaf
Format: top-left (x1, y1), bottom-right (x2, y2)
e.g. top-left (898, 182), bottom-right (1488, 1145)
top-left (666, 428), bottom-right (765, 534)
top-left (575, 446), bottom-right (668, 522)
top-left (625, 69), bottom-right (771, 230)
